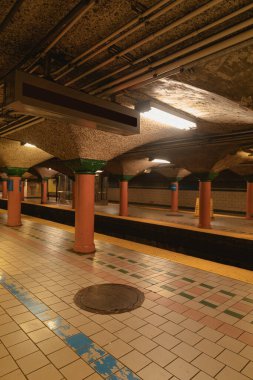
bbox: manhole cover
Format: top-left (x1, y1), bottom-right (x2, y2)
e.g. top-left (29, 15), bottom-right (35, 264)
top-left (74, 283), bottom-right (145, 314)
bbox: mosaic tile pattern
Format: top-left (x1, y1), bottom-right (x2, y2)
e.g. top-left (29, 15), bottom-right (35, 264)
top-left (0, 214), bottom-right (253, 379)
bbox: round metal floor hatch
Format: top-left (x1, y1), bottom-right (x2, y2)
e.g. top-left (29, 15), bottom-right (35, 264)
top-left (74, 283), bottom-right (145, 314)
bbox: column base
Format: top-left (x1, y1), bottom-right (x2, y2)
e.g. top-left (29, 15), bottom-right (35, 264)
top-left (198, 224), bottom-right (211, 229)
top-left (246, 216), bottom-right (253, 220)
top-left (7, 223), bottom-right (22, 227)
top-left (73, 242), bottom-right (96, 254)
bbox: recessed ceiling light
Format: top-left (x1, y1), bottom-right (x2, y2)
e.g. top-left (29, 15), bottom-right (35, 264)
top-left (142, 107), bottom-right (196, 130)
top-left (24, 143), bottom-right (36, 148)
top-left (152, 159), bottom-right (171, 164)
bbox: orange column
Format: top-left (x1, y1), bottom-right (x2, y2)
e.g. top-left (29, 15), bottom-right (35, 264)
top-left (74, 173), bottom-right (95, 254)
top-left (170, 181), bottom-right (179, 212)
top-left (72, 180), bottom-right (75, 209)
top-left (2, 180), bottom-right (8, 199)
top-left (7, 177), bottom-right (22, 227)
top-left (20, 180), bottom-right (25, 201)
top-left (41, 179), bottom-right (48, 204)
top-left (246, 181), bottom-right (253, 219)
top-left (120, 180), bottom-right (128, 216)
top-left (198, 180), bottom-right (211, 229)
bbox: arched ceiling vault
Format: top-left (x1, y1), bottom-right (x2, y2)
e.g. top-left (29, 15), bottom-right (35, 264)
top-left (0, 0), bottom-right (253, 171)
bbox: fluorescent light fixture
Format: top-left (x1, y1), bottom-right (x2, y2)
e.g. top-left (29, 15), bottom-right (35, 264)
top-left (96, 170), bottom-right (103, 173)
top-left (24, 143), bottom-right (36, 148)
top-left (142, 107), bottom-right (196, 130)
top-left (152, 159), bottom-right (171, 164)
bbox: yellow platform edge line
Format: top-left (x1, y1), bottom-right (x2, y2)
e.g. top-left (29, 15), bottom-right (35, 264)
top-left (5, 211), bottom-right (252, 286)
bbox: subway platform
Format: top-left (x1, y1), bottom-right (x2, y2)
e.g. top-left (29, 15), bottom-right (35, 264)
top-left (0, 211), bottom-right (253, 379)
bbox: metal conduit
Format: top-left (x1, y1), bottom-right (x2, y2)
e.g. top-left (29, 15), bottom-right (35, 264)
top-left (53, 0), bottom-right (179, 79)
top-left (85, 3), bottom-right (253, 92)
top-left (97, 21), bottom-right (253, 95)
top-left (64, 0), bottom-right (222, 86)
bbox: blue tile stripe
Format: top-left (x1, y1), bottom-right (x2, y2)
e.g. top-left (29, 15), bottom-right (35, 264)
top-left (0, 272), bottom-right (140, 379)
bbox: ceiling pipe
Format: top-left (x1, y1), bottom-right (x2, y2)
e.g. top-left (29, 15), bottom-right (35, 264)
top-left (0, 0), bottom-right (96, 82)
top-left (0, 117), bottom-right (44, 136)
top-left (0, 0), bottom-right (25, 34)
top-left (52, 0), bottom-right (181, 80)
top-left (85, 3), bottom-right (253, 92)
top-left (96, 20), bottom-right (253, 95)
top-left (64, 0), bottom-right (222, 86)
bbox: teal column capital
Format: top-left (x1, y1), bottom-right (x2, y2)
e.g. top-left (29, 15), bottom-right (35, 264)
top-left (4, 167), bottom-right (28, 177)
top-left (194, 172), bottom-right (218, 182)
top-left (118, 175), bottom-right (134, 182)
top-left (64, 158), bottom-right (106, 174)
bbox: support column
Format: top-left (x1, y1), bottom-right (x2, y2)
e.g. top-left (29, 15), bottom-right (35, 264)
top-left (246, 181), bottom-right (253, 220)
top-left (119, 176), bottom-right (133, 217)
top-left (21, 180), bottom-right (25, 201)
top-left (41, 178), bottom-right (48, 204)
top-left (65, 158), bottom-right (106, 254)
top-left (72, 180), bottom-right (75, 209)
top-left (198, 180), bottom-right (211, 229)
top-left (170, 181), bottom-right (179, 212)
top-left (1, 179), bottom-right (8, 199)
top-left (6, 168), bottom-right (27, 227)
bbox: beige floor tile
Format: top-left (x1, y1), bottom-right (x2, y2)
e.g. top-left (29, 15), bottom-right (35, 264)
top-left (240, 345), bottom-right (253, 361)
top-left (17, 351), bottom-right (49, 374)
top-left (50, 302), bottom-right (69, 312)
top-left (28, 326), bottom-right (55, 343)
top-left (104, 338), bottom-right (133, 358)
top-left (60, 359), bottom-right (94, 379)
top-left (90, 330), bottom-right (117, 346)
top-left (13, 311), bottom-right (36, 324)
top-left (216, 366), bottom-right (249, 380)
top-left (137, 323), bottom-right (162, 339)
top-left (195, 337), bottom-right (225, 358)
top-left (20, 319), bottom-right (44, 333)
top-left (85, 373), bottom-right (103, 380)
top-left (180, 319), bottom-right (203, 332)
top-left (242, 361), bottom-right (253, 378)
top-left (160, 320), bottom-right (184, 336)
top-left (67, 314), bottom-right (90, 327)
top-left (217, 335), bottom-right (245, 353)
top-left (171, 342), bottom-right (201, 362)
top-left (131, 307), bottom-right (152, 319)
top-left (146, 346), bottom-right (176, 367)
top-left (37, 336), bottom-right (66, 354)
top-left (48, 346), bottom-right (79, 368)
top-left (198, 326), bottom-right (223, 342)
top-left (153, 332), bottom-right (180, 350)
top-left (0, 369), bottom-right (26, 380)
top-left (0, 355), bottom-right (18, 376)
top-left (7, 305), bottom-right (28, 316)
top-left (79, 321), bottom-right (103, 336)
top-left (28, 363), bottom-right (63, 380)
top-left (144, 314), bottom-right (167, 327)
top-left (130, 335), bottom-right (157, 354)
top-left (176, 329), bottom-right (202, 346)
top-left (102, 318), bottom-right (125, 333)
top-left (8, 339), bottom-right (38, 359)
top-left (138, 362), bottom-right (172, 380)
top-left (0, 342), bottom-right (9, 358)
top-left (0, 321), bottom-right (20, 337)
top-left (165, 357), bottom-right (199, 380)
top-left (59, 307), bottom-right (80, 319)
top-left (192, 353), bottom-right (225, 377)
top-left (216, 349), bottom-right (249, 371)
top-left (0, 314), bottom-right (12, 325)
top-left (120, 349), bottom-right (151, 372)
top-left (124, 316), bottom-right (147, 329)
top-left (192, 371), bottom-right (215, 380)
top-left (115, 326), bottom-right (140, 342)
top-left (1, 329), bottom-right (29, 347)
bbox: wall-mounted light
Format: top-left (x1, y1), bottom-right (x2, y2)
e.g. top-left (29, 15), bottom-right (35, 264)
top-left (96, 170), bottom-right (103, 173)
top-left (23, 142), bottom-right (36, 148)
top-left (152, 159), bottom-right (171, 164)
top-left (136, 101), bottom-right (196, 130)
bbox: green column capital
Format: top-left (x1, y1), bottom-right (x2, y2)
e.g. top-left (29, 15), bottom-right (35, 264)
top-left (118, 175), bottom-right (134, 182)
top-left (64, 158), bottom-right (106, 174)
top-left (4, 167), bottom-right (28, 177)
top-left (194, 172), bottom-right (218, 182)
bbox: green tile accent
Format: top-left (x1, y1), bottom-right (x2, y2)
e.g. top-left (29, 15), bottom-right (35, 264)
top-left (182, 277), bottom-right (195, 283)
top-left (224, 309), bottom-right (244, 319)
top-left (179, 292), bottom-right (195, 300)
top-left (107, 265), bottom-right (116, 269)
top-left (200, 300), bottom-right (217, 309)
top-left (118, 269), bottom-right (128, 274)
top-left (161, 285), bottom-right (175, 292)
top-left (243, 297), bottom-right (253, 304)
top-left (200, 283), bottom-right (214, 289)
top-left (166, 272), bottom-right (178, 277)
top-left (131, 274), bottom-right (142, 279)
top-left (220, 290), bottom-right (236, 297)
top-left (128, 259), bottom-right (137, 263)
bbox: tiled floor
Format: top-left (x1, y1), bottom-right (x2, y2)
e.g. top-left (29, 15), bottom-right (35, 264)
top-left (0, 213), bottom-right (253, 379)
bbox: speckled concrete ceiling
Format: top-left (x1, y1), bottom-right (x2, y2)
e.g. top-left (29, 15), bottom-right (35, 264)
top-left (0, 0), bottom-right (253, 172)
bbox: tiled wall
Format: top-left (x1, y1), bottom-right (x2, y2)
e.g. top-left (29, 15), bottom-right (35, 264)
top-left (108, 188), bottom-right (246, 213)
